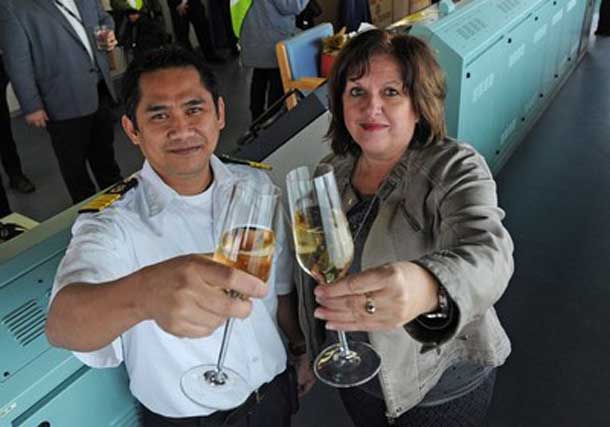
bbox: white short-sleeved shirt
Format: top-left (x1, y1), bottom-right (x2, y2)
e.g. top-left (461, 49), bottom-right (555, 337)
top-left (51, 156), bottom-right (293, 417)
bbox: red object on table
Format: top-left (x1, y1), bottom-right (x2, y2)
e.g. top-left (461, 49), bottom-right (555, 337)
top-left (320, 53), bottom-right (336, 78)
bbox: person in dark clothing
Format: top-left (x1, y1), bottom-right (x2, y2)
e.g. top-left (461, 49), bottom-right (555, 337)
top-left (596, 0), bottom-right (610, 36)
top-left (0, 56), bottom-right (35, 204)
top-left (339, 0), bottom-right (371, 33)
top-left (111, 0), bottom-right (166, 57)
top-left (296, 0), bottom-right (321, 29)
top-left (166, 0), bottom-right (224, 62)
top-left (111, 0), bottom-right (163, 21)
top-left (0, 184), bottom-right (9, 217)
top-left (120, 10), bottom-right (169, 60)
top-left (208, 0), bottom-right (240, 56)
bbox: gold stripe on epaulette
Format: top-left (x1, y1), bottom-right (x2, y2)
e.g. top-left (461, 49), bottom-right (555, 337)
top-left (78, 177), bottom-right (138, 214)
top-left (219, 154), bottom-right (272, 170)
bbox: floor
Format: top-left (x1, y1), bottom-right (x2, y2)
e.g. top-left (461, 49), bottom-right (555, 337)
top-left (488, 35), bottom-right (610, 427)
top-left (2, 30), bottom-right (610, 427)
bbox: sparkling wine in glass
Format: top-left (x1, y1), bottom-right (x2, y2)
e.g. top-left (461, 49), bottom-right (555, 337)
top-left (181, 181), bottom-right (280, 409)
top-left (286, 164), bottom-right (381, 388)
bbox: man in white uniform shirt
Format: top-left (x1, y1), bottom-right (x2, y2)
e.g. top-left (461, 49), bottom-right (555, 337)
top-left (46, 46), bottom-right (314, 427)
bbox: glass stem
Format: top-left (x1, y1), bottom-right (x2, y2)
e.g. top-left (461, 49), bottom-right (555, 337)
top-left (215, 318), bottom-right (235, 374)
top-left (337, 331), bottom-right (351, 354)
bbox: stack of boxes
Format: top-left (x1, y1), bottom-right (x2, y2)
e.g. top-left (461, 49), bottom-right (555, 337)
top-left (370, 0), bottom-right (394, 27)
top-left (318, 0), bottom-right (433, 30)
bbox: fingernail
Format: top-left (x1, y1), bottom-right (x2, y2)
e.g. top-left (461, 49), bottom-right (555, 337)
top-left (313, 309), bottom-right (325, 319)
top-left (325, 323), bottom-right (336, 330)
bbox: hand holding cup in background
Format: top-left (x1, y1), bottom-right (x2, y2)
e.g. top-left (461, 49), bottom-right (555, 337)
top-left (94, 25), bottom-right (117, 51)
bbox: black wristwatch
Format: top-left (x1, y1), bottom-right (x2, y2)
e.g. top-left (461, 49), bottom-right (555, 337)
top-left (423, 285), bottom-right (450, 320)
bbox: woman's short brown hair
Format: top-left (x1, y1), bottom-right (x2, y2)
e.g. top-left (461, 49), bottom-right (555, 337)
top-left (326, 29), bottom-right (447, 156)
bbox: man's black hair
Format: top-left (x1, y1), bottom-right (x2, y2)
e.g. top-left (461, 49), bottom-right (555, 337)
top-left (121, 45), bottom-right (220, 129)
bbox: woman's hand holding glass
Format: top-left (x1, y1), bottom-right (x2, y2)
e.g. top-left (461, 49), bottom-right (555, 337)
top-left (313, 262), bottom-right (441, 332)
top-left (287, 164), bottom-right (381, 388)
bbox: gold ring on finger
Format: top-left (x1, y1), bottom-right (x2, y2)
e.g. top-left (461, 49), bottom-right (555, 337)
top-left (364, 294), bottom-right (376, 315)
top-left (224, 289), bottom-right (246, 300)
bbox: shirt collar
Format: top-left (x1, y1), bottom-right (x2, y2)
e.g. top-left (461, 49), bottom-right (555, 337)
top-left (139, 155), bottom-right (236, 217)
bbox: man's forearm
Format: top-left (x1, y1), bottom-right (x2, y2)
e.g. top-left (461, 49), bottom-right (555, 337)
top-left (46, 271), bottom-right (148, 352)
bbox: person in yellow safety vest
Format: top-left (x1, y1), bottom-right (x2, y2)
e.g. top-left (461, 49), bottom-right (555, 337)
top-left (237, 0), bottom-right (309, 122)
top-left (111, 0), bottom-right (142, 12)
top-left (229, 0), bottom-right (252, 38)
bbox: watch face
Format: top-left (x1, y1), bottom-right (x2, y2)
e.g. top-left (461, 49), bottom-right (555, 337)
top-left (438, 286), bottom-right (449, 313)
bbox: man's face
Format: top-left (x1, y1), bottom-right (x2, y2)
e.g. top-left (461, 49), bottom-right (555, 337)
top-left (122, 66), bottom-right (225, 194)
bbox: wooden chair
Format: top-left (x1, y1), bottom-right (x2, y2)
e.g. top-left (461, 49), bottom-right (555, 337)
top-left (276, 23), bottom-right (334, 110)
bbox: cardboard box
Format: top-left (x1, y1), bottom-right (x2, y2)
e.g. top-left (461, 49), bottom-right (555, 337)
top-left (322, 0), bottom-right (432, 30)
top-left (370, 0), bottom-right (394, 28)
top-left (389, 0), bottom-right (434, 27)
top-left (393, 0), bottom-right (411, 21)
top-left (409, 0), bottom-right (432, 13)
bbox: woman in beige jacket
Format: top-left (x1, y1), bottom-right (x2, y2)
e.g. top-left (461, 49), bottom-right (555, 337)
top-left (296, 29), bottom-right (514, 426)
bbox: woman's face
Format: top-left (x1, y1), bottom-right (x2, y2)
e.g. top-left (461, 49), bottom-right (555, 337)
top-left (342, 54), bottom-right (419, 160)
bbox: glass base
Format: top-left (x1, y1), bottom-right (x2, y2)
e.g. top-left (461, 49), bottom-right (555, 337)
top-left (314, 341), bottom-right (381, 388)
top-left (181, 364), bottom-right (251, 410)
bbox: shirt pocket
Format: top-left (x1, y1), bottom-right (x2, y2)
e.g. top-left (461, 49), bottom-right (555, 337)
top-left (390, 200), bottom-right (433, 260)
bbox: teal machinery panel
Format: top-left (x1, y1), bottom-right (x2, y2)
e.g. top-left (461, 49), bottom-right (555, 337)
top-left (0, 207), bottom-right (140, 427)
top-left (410, 0), bottom-right (591, 172)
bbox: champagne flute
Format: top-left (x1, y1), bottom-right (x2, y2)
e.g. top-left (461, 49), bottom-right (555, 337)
top-left (181, 181), bottom-right (280, 409)
top-left (286, 164), bottom-right (381, 388)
